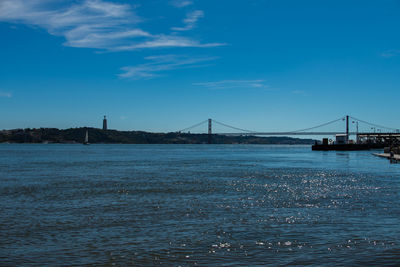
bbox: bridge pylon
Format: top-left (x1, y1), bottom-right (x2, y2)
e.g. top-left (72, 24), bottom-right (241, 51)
top-left (208, 119), bottom-right (212, 144)
top-left (346, 115), bottom-right (349, 143)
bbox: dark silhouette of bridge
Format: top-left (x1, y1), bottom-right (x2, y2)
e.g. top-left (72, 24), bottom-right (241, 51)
top-left (177, 115), bottom-right (400, 143)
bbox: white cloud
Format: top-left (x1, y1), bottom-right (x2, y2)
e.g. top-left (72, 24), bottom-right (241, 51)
top-left (193, 80), bottom-right (269, 90)
top-left (172, 10), bottom-right (204, 31)
top-left (113, 35), bottom-right (225, 51)
top-left (0, 0), bottom-right (142, 50)
top-left (381, 50), bottom-right (400, 58)
top-left (0, 91), bottom-right (12, 98)
top-left (0, 0), bottom-right (221, 51)
top-left (170, 0), bottom-right (193, 8)
top-left (119, 54), bottom-right (217, 79)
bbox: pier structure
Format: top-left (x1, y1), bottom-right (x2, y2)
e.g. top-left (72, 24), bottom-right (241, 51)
top-left (357, 133), bottom-right (400, 147)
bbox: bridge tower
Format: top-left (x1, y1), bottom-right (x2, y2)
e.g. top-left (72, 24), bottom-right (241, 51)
top-left (346, 115), bottom-right (349, 143)
top-left (208, 119), bottom-right (212, 144)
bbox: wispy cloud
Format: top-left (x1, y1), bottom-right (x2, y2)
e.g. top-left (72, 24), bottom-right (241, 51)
top-left (112, 35), bottom-right (224, 51)
top-left (172, 10), bottom-right (204, 31)
top-left (381, 49), bottom-right (400, 58)
top-left (170, 0), bottom-right (193, 8)
top-left (0, 0), bottom-right (222, 51)
top-left (194, 80), bottom-right (269, 90)
top-left (0, 0), bottom-right (141, 50)
top-left (0, 91), bottom-right (12, 98)
top-left (119, 54), bottom-right (217, 79)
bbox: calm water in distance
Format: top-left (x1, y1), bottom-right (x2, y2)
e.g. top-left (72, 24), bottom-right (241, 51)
top-left (1, 144), bottom-right (400, 266)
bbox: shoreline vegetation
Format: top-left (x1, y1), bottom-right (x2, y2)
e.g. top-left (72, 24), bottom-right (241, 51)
top-left (0, 128), bottom-right (314, 145)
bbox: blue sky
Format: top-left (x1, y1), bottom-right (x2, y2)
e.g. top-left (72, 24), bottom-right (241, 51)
top-left (0, 0), bottom-right (399, 133)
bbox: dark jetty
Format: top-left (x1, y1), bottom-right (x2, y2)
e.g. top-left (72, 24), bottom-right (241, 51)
top-left (312, 143), bottom-right (385, 151)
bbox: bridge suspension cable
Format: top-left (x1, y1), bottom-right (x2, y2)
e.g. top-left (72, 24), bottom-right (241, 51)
top-left (287, 116), bottom-right (346, 133)
top-left (349, 116), bottom-right (398, 131)
top-left (213, 116), bottom-right (346, 134)
top-left (178, 119), bottom-right (209, 133)
top-left (212, 119), bottom-right (259, 133)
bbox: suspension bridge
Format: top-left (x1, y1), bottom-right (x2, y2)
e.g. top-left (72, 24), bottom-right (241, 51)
top-left (177, 115), bottom-right (400, 144)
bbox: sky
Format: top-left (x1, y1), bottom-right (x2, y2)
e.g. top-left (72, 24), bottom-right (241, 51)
top-left (0, 0), bottom-right (399, 133)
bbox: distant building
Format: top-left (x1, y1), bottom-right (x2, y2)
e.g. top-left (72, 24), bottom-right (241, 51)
top-left (335, 134), bottom-right (347, 144)
top-left (103, 115), bottom-right (107, 130)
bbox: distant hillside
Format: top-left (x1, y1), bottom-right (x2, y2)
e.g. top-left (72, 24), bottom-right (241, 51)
top-left (0, 128), bottom-right (315, 145)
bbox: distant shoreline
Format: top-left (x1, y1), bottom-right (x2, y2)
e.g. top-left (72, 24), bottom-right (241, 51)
top-left (0, 128), bottom-right (315, 145)
top-left (0, 142), bottom-right (313, 146)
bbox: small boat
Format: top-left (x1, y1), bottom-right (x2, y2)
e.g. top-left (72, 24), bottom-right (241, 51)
top-left (83, 130), bottom-right (90, 145)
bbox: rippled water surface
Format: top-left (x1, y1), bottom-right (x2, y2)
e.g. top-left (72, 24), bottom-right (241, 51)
top-left (1, 144), bottom-right (400, 266)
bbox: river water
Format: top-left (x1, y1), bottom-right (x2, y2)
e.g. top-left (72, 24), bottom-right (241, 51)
top-left (1, 144), bottom-right (399, 266)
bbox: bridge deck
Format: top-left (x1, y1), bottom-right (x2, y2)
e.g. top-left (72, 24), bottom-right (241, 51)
top-left (219, 132), bottom-right (355, 136)
top-left (218, 132), bottom-right (399, 136)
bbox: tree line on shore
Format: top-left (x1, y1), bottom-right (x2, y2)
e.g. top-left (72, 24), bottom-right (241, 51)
top-left (0, 128), bottom-right (315, 144)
